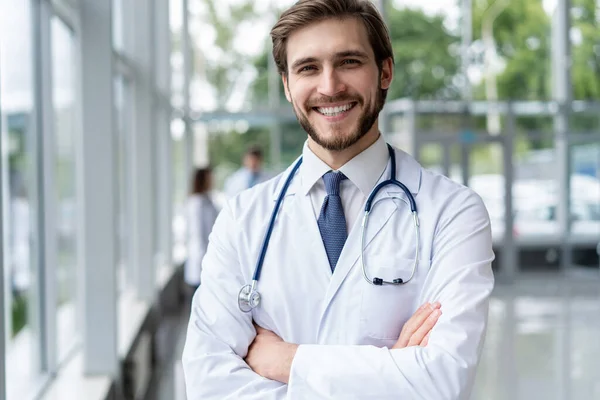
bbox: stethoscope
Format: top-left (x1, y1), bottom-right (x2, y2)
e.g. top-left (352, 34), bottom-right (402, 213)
top-left (238, 144), bottom-right (420, 313)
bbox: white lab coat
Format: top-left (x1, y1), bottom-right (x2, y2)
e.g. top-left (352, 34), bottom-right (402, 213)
top-left (184, 194), bottom-right (218, 287)
top-left (182, 146), bottom-right (495, 400)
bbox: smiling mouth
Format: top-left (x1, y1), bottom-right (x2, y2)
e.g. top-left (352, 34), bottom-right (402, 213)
top-left (313, 102), bottom-right (357, 117)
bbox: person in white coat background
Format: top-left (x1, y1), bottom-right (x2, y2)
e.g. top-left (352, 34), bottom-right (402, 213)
top-left (184, 167), bottom-right (218, 292)
top-left (223, 145), bottom-right (270, 198)
top-left (182, 0), bottom-right (495, 399)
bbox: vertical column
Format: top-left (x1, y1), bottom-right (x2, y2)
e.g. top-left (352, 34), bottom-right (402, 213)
top-left (155, 0), bottom-right (173, 270)
top-left (461, 0), bottom-right (472, 101)
top-left (156, 1), bottom-right (174, 266)
top-left (1, 99), bottom-right (10, 364)
top-left (32, 0), bottom-right (57, 373)
top-left (374, 0), bottom-right (392, 138)
top-left (0, 50), bottom-right (6, 400)
top-left (78, 0), bottom-right (117, 375)
top-left (159, 110), bottom-right (173, 269)
top-left (552, 0), bottom-right (572, 270)
top-left (155, 0), bottom-right (172, 268)
top-left (442, 143), bottom-right (452, 178)
top-left (406, 100), bottom-right (417, 156)
top-left (183, 0), bottom-right (193, 183)
top-left (500, 104), bottom-right (516, 283)
top-left (132, 0), bottom-right (156, 300)
top-left (268, 50), bottom-right (282, 169)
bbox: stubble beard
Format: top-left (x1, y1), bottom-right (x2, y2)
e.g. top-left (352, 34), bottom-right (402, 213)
top-left (291, 88), bottom-right (385, 152)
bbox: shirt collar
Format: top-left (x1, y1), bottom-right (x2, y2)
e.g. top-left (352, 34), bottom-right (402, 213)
top-left (300, 134), bottom-right (389, 197)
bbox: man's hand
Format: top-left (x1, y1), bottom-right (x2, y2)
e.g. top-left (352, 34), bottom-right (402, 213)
top-left (245, 325), bottom-right (298, 384)
top-left (392, 302), bottom-right (442, 349)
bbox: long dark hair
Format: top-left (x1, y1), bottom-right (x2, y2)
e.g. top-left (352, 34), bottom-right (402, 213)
top-left (190, 167), bottom-right (212, 194)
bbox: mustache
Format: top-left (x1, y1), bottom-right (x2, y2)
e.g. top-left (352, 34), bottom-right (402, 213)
top-left (306, 94), bottom-right (362, 108)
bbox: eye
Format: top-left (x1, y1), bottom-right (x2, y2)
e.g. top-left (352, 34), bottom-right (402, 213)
top-left (299, 65), bottom-right (317, 73)
top-left (342, 59), bottom-right (361, 66)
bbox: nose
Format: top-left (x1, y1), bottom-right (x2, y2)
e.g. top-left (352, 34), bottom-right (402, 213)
top-left (317, 67), bottom-right (346, 97)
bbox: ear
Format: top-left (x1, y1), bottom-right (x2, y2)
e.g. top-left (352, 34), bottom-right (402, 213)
top-left (380, 57), bottom-right (393, 90)
top-left (282, 74), bottom-right (292, 103)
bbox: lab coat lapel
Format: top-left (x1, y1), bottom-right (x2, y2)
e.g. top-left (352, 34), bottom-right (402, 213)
top-left (291, 192), bottom-right (333, 282)
top-left (271, 167), bottom-right (333, 286)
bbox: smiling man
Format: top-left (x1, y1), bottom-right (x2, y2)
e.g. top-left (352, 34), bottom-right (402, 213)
top-left (182, 1), bottom-right (495, 399)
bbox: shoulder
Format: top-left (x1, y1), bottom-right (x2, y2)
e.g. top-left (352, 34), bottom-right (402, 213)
top-left (392, 146), bottom-right (488, 220)
top-left (224, 163), bottom-right (297, 222)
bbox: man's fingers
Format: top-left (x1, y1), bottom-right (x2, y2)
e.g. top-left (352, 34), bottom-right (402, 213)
top-left (419, 331), bottom-right (431, 347)
top-left (408, 308), bottom-right (441, 347)
top-left (395, 303), bottom-right (433, 348)
top-left (402, 302), bottom-right (440, 337)
top-left (394, 302), bottom-right (441, 349)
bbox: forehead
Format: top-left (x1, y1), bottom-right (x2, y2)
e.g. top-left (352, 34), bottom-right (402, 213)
top-left (286, 17), bottom-right (374, 64)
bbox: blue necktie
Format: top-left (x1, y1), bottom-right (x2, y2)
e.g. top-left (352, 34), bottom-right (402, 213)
top-left (317, 171), bottom-right (348, 272)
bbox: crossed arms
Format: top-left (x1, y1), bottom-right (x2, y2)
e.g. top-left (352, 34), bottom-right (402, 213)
top-left (182, 189), bottom-right (494, 400)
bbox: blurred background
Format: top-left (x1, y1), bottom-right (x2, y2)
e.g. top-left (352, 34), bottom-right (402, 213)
top-left (0, 0), bottom-right (599, 399)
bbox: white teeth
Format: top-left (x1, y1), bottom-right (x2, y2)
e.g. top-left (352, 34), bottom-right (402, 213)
top-left (317, 103), bottom-right (354, 116)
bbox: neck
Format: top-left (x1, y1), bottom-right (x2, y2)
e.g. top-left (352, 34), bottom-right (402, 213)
top-left (308, 125), bottom-right (380, 170)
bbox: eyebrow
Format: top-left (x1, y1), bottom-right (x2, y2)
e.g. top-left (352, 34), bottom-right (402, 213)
top-left (290, 50), bottom-right (370, 71)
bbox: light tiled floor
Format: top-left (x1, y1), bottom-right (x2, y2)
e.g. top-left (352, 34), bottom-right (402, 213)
top-left (157, 271), bottom-right (600, 400)
top-left (472, 272), bottom-right (600, 400)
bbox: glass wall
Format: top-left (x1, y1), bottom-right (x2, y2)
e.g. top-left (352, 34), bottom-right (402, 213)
top-left (0, 0), bottom-right (185, 398)
top-left (1, 0), bottom-right (42, 396)
top-left (51, 15), bottom-right (79, 361)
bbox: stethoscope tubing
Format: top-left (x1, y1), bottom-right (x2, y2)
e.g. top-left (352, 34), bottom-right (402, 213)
top-left (239, 144), bottom-right (420, 311)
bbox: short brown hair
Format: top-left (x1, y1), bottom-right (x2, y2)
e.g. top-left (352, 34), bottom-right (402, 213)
top-left (270, 0), bottom-right (394, 77)
top-left (245, 145), bottom-right (264, 160)
top-left (190, 167), bottom-right (212, 194)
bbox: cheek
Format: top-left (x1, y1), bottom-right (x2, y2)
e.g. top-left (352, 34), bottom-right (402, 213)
top-left (289, 80), bottom-right (315, 105)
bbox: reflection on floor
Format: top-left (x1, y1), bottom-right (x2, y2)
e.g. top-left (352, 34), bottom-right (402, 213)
top-left (472, 272), bottom-right (600, 400)
top-left (149, 272), bottom-right (600, 400)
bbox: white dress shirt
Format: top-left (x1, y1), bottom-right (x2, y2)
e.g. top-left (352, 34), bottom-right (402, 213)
top-left (301, 135), bottom-right (389, 232)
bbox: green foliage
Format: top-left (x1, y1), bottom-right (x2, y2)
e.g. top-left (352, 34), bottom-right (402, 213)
top-left (570, 0), bottom-right (600, 100)
top-left (200, 0), bottom-right (600, 174)
top-left (12, 294), bottom-right (27, 337)
top-left (199, 0), bottom-right (260, 108)
top-left (387, 8), bottom-right (461, 100)
top-left (472, 0), bottom-right (552, 100)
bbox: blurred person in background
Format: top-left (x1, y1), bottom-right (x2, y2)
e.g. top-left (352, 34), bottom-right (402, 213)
top-left (184, 167), bottom-right (218, 292)
top-left (224, 145), bottom-right (270, 197)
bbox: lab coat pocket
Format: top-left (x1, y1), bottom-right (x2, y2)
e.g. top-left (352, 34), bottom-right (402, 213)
top-left (359, 257), bottom-right (428, 340)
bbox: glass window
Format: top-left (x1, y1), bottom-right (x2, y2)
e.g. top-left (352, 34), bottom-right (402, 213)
top-left (114, 75), bottom-right (133, 292)
top-left (1, 0), bottom-right (42, 397)
top-left (51, 16), bottom-right (78, 361)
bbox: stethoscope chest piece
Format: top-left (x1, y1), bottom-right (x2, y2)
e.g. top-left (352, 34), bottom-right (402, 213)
top-left (238, 283), bottom-right (261, 313)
